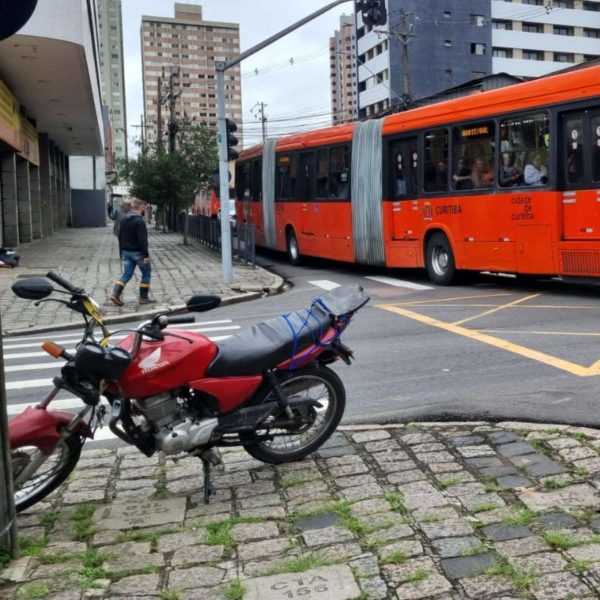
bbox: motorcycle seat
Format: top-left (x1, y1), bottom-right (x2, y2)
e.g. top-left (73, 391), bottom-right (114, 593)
top-left (206, 308), bottom-right (332, 377)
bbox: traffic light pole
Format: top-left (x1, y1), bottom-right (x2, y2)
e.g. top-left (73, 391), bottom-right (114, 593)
top-left (215, 0), bottom-right (352, 284)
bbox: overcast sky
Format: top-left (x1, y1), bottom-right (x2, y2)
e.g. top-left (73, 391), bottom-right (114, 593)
top-left (122, 1), bottom-right (352, 150)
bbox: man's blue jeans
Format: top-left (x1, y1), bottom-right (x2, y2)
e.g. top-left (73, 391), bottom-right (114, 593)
top-left (114, 250), bottom-right (151, 299)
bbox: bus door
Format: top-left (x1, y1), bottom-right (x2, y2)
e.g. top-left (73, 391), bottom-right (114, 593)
top-left (560, 110), bottom-right (600, 240)
top-left (298, 152), bottom-right (316, 245)
top-left (388, 137), bottom-right (418, 240)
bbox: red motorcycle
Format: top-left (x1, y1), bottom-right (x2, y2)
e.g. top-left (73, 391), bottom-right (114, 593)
top-left (9, 272), bottom-right (369, 511)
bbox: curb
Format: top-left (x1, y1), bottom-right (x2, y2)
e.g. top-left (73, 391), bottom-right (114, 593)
top-left (3, 271), bottom-right (287, 338)
top-left (3, 291), bottom-right (262, 337)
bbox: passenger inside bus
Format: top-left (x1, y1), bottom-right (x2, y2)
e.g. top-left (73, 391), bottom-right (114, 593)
top-left (395, 152), bottom-right (407, 196)
top-left (567, 147), bottom-right (584, 184)
top-left (452, 157), bottom-right (472, 190)
top-left (427, 160), bottom-right (448, 192)
top-left (498, 152), bottom-right (522, 187)
top-left (524, 153), bottom-right (548, 186)
top-left (471, 158), bottom-right (494, 188)
top-left (334, 169), bottom-right (350, 199)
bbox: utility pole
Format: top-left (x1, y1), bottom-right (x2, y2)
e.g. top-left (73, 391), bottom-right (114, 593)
top-left (167, 68), bottom-right (180, 154)
top-left (157, 72), bottom-right (164, 150)
top-left (140, 114), bottom-right (146, 156)
top-left (251, 101), bottom-right (268, 143)
top-left (396, 10), bottom-right (415, 107)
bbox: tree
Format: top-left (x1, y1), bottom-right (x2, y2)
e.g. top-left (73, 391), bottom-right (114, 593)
top-left (122, 118), bottom-right (218, 243)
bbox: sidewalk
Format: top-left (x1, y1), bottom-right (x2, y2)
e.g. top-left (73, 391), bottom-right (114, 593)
top-left (0, 226), bottom-right (283, 335)
top-left (3, 420), bottom-right (600, 599)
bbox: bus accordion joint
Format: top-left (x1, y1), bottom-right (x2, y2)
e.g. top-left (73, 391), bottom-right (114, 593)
top-left (41, 341), bottom-right (66, 359)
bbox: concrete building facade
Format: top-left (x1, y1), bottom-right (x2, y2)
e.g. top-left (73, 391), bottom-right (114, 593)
top-left (0, 0), bottom-right (104, 247)
top-left (97, 0), bottom-right (127, 161)
top-left (355, 0), bottom-right (600, 119)
top-left (141, 3), bottom-right (242, 146)
top-left (330, 15), bottom-right (359, 125)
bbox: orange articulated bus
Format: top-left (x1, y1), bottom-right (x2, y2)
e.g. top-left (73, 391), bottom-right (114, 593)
top-left (235, 63), bottom-right (600, 285)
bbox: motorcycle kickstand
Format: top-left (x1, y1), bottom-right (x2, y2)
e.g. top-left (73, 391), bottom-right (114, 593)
top-left (199, 449), bottom-right (221, 504)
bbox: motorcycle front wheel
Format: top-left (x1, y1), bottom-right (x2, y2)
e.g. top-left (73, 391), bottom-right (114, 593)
top-left (241, 366), bottom-right (346, 464)
top-left (11, 435), bottom-right (83, 512)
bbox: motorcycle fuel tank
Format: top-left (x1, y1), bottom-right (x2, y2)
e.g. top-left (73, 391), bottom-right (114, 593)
top-left (117, 330), bottom-right (218, 398)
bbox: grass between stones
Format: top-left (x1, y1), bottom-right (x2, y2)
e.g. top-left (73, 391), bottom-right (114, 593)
top-left (501, 509), bottom-right (536, 526)
top-left (485, 562), bottom-right (537, 593)
top-left (404, 569), bottom-right (429, 584)
top-left (71, 503), bottom-right (98, 541)
top-left (542, 530), bottom-right (600, 551)
top-left (543, 478), bottom-right (569, 490)
top-left (419, 514), bottom-right (443, 524)
top-left (437, 477), bottom-right (463, 490)
top-left (383, 492), bottom-right (408, 516)
top-left (159, 590), bottom-right (182, 600)
top-left (267, 553), bottom-right (333, 575)
top-left (569, 466), bottom-right (589, 478)
top-left (18, 536), bottom-right (48, 557)
top-left (473, 503), bottom-right (500, 514)
top-left (0, 548), bottom-right (10, 568)
top-left (483, 482), bottom-right (502, 493)
top-left (205, 517), bottom-right (262, 551)
top-left (219, 579), bottom-right (245, 600)
top-left (14, 582), bottom-right (49, 599)
top-left (460, 543), bottom-right (491, 557)
top-left (280, 475), bottom-right (323, 489)
top-left (39, 512), bottom-right (59, 528)
top-left (380, 550), bottom-right (407, 565)
top-left (569, 559), bottom-right (590, 575)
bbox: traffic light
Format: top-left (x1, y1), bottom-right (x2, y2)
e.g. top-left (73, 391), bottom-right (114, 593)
top-left (0, 0), bottom-right (38, 40)
top-left (356, 0), bottom-right (387, 27)
top-left (226, 119), bottom-right (239, 161)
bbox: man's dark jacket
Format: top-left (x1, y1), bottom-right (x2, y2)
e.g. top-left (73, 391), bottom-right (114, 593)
top-left (118, 214), bottom-right (149, 258)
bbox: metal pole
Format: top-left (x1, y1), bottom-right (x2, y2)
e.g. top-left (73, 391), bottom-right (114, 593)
top-left (216, 68), bottom-right (233, 284)
top-left (0, 310), bottom-right (18, 560)
top-left (215, 0), bottom-right (352, 283)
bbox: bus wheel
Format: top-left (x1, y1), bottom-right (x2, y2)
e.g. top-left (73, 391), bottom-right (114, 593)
top-left (287, 229), bottom-right (302, 266)
top-left (425, 233), bottom-right (456, 285)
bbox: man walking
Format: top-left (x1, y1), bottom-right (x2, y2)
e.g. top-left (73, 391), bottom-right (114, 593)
top-left (110, 198), bottom-right (155, 306)
top-left (111, 199), bottom-right (131, 237)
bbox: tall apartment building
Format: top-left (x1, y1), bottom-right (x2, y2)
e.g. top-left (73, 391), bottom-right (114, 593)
top-left (97, 0), bottom-right (127, 160)
top-left (330, 15), bottom-right (359, 125)
top-left (491, 0), bottom-right (600, 78)
top-left (355, 0), bottom-right (600, 119)
top-left (141, 3), bottom-right (242, 146)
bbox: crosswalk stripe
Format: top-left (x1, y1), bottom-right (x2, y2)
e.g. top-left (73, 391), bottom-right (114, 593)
top-left (6, 378), bottom-right (54, 390)
top-left (5, 319), bottom-right (234, 342)
top-left (3, 326), bottom-right (240, 351)
top-left (308, 280), bottom-right (341, 291)
top-left (365, 276), bottom-right (434, 291)
top-left (7, 397), bottom-right (83, 415)
top-left (5, 362), bottom-right (62, 373)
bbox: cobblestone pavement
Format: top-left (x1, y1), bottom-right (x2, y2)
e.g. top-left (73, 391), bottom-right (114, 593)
top-left (5, 421), bottom-right (600, 599)
top-left (0, 226), bottom-right (281, 334)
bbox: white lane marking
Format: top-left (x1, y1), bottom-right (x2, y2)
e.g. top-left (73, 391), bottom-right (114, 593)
top-left (3, 326), bottom-right (240, 350)
top-left (365, 276), bottom-right (434, 291)
top-left (4, 335), bottom-right (234, 389)
top-left (5, 334), bottom-right (234, 361)
top-left (5, 319), bottom-right (234, 342)
top-left (5, 362), bottom-right (63, 373)
top-left (308, 280), bottom-right (341, 291)
top-left (7, 397), bottom-right (83, 415)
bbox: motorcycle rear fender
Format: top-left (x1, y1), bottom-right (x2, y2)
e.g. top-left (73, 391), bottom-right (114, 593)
top-left (9, 407), bottom-right (86, 454)
top-left (276, 327), bottom-right (338, 370)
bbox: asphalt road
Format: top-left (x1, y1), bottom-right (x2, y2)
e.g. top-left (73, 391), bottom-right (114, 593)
top-left (6, 249), bottom-right (600, 452)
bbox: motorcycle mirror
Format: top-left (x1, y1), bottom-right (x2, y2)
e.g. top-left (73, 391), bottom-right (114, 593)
top-left (12, 277), bottom-right (54, 300)
top-left (186, 295), bottom-right (221, 313)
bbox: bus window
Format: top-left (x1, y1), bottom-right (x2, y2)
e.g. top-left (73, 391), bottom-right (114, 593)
top-left (276, 155), bottom-right (293, 199)
top-left (389, 139), bottom-right (417, 198)
top-left (593, 116), bottom-right (600, 183)
top-left (453, 121), bottom-right (495, 189)
top-left (316, 149), bottom-right (329, 199)
top-left (250, 159), bottom-right (262, 201)
top-left (423, 129), bottom-right (449, 193)
top-left (565, 117), bottom-right (585, 185)
top-left (236, 162), bottom-right (250, 199)
top-left (330, 146), bottom-right (350, 199)
top-left (500, 112), bottom-right (550, 187)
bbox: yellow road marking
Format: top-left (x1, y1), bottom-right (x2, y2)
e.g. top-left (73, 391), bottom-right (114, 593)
top-left (452, 293), bottom-right (541, 326)
top-left (481, 329), bottom-right (600, 337)
top-left (377, 303), bottom-right (600, 377)
top-left (398, 292), bottom-right (514, 306)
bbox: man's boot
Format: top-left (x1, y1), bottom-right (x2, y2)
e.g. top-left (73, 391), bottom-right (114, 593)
top-left (139, 283), bottom-right (155, 305)
top-left (110, 281), bottom-right (125, 306)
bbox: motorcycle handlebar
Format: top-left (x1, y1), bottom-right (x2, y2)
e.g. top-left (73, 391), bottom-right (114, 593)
top-left (46, 271), bottom-right (81, 294)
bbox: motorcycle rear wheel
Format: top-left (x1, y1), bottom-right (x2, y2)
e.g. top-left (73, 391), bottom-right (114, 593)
top-left (11, 435), bottom-right (83, 513)
top-left (241, 366), bottom-right (345, 464)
